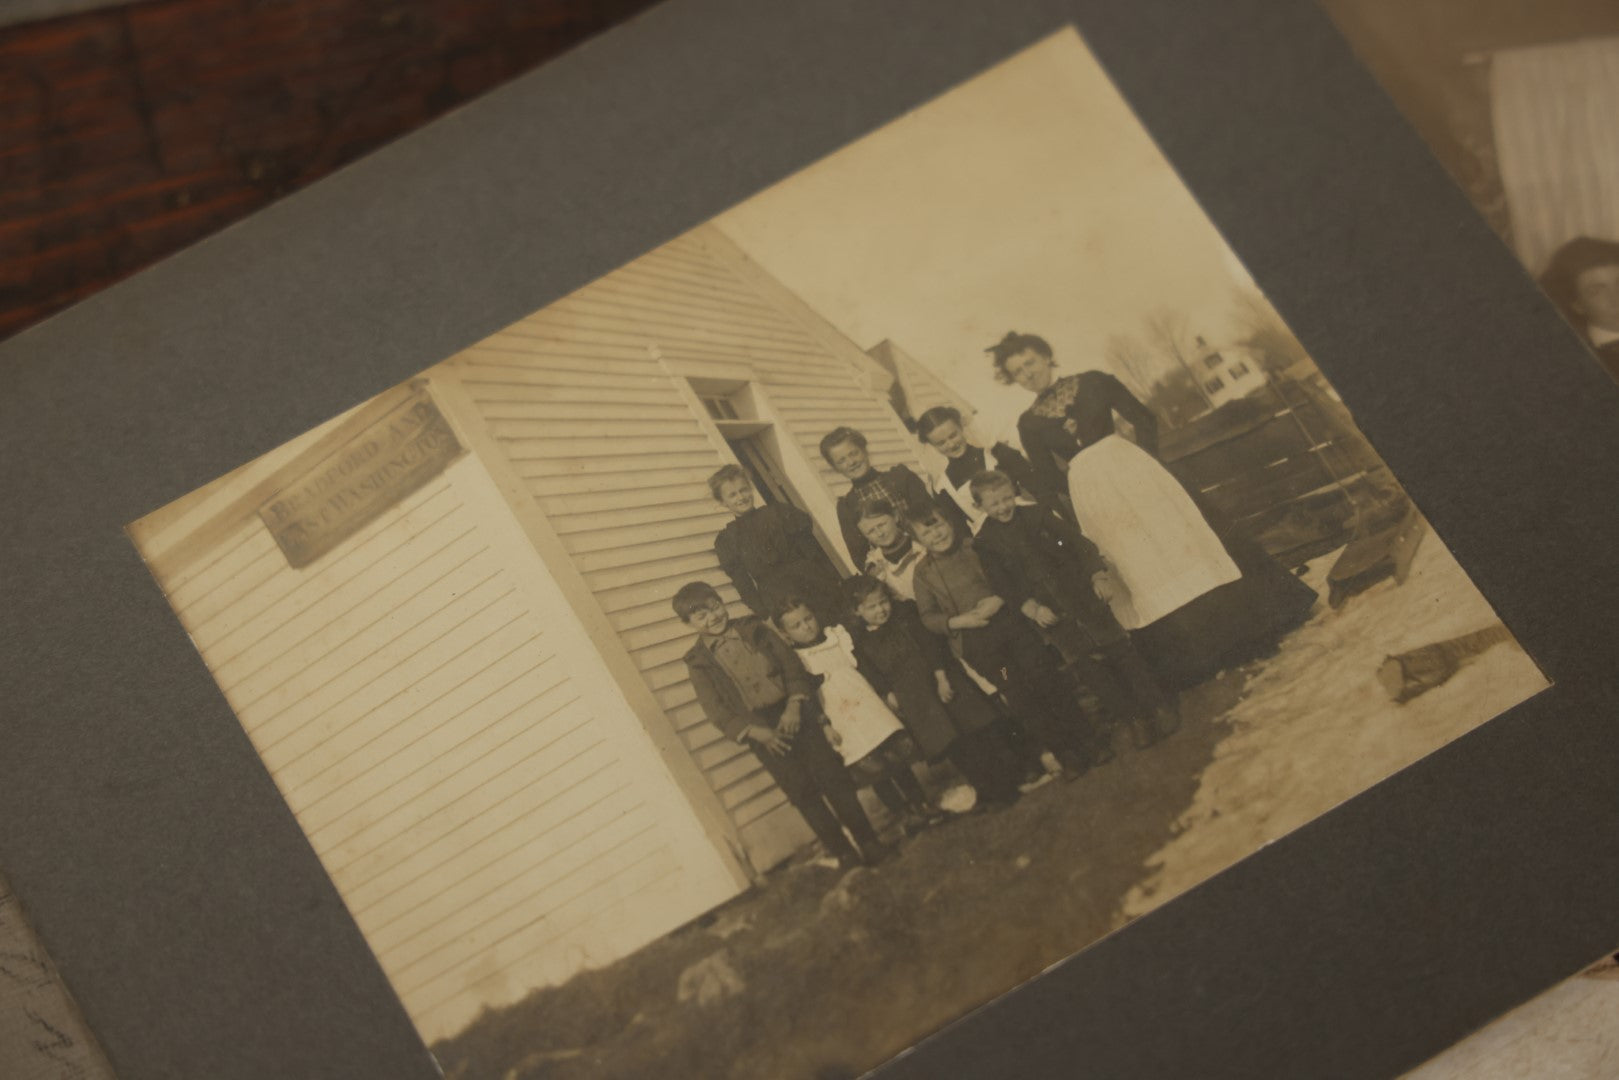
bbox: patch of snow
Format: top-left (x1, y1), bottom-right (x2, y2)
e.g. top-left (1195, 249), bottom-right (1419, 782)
top-left (938, 784), bottom-right (978, 814)
top-left (1120, 536), bottom-right (1548, 919)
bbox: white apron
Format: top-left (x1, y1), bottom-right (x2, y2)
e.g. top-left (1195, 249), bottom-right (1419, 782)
top-left (795, 625), bottom-right (905, 765)
top-left (1066, 434), bottom-right (1241, 629)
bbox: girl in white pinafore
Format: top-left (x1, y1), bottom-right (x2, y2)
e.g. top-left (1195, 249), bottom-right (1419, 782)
top-left (772, 599), bottom-right (938, 826)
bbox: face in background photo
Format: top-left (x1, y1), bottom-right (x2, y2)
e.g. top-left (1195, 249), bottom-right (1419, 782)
top-left (1323, 0), bottom-right (1619, 379)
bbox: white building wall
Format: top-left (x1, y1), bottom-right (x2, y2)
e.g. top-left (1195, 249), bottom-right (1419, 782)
top-left (444, 225), bottom-right (931, 870)
top-left (129, 390), bottom-right (744, 1042)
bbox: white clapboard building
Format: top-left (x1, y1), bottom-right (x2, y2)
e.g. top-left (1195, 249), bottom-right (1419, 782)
top-left (1191, 335), bottom-right (1267, 409)
top-left (128, 224), bottom-right (966, 1041)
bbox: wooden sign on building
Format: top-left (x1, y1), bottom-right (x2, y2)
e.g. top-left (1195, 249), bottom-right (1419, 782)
top-left (260, 389), bottom-right (463, 568)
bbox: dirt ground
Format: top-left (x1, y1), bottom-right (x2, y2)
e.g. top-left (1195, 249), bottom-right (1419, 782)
top-left (431, 675), bottom-right (1247, 1080)
top-left (430, 537), bottom-right (1546, 1080)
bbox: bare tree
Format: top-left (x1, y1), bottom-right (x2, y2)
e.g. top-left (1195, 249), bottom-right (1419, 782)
top-left (1142, 307), bottom-right (1213, 411)
top-left (1102, 332), bottom-right (1162, 399)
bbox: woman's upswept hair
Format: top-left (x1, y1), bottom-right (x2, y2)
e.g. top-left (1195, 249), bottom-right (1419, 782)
top-left (1539, 236), bottom-right (1619, 328)
top-left (914, 405), bottom-right (964, 444)
top-left (818, 426), bottom-right (868, 465)
top-left (986, 331), bottom-right (1054, 384)
top-left (706, 463), bottom-right (749, 501)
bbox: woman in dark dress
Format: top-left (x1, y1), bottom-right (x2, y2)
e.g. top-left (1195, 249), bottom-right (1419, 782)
top-left (989, 331), bottom-right (1317, 688)
top-left (709, 464), bottom-right (845, 624)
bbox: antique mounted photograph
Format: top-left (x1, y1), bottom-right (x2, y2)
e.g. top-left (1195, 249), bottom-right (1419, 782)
top-left (124, 28), bottom-right (1548, 1080)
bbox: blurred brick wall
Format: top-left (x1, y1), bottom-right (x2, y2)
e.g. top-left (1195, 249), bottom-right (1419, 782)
top-left (0, 0), bottom-right (659, 340)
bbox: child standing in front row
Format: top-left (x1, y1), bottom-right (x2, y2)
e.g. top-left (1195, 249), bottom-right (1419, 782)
top-left (676, 582), bottom-right (890, 869)
top-left (843, 575), bottom-right (1024, 812)
top-left (771, 597), bottom-right (941, 834)
top-left (907, 504), bottom-right (1112, 776)
top-left (970, 469), bottom-right (1178, 747)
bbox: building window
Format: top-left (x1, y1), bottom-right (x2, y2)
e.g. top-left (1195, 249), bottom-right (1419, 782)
top-left (1204, 375), bottom-right (1225, 394)
top-left (699, 395), bottom-right (741, 421)
top-left (686, 376), bottom-right (847, 571)
top-left (1203, 351), bottom-right (1224, 369)
top-left (1228, 360), bottom-right (1250, 378)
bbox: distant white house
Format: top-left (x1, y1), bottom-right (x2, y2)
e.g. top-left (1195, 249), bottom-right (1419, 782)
top-left (1189, 335), bottom-right (1267, 408)
top-left (130, 223), bottom-right (943, 1041)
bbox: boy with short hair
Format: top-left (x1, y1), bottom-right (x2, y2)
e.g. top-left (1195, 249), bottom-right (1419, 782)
top-left (907, 504), bottom-right (1110, 775)
top-left (674, 581), bottom-right (888, 868)
top-left (969, 469), bottom-right (1177, 746)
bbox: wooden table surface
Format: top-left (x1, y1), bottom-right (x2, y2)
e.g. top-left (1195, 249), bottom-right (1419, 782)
top-left (0, 0), bottom-right (656, 341)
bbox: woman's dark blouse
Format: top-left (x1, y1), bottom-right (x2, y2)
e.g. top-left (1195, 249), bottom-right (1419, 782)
top-left (713, 501), bottom-right (843, 620)
top-left (942, 441), bottom-right (1047, 499)
top-left (1016, 371), bottom-right (1162, 496)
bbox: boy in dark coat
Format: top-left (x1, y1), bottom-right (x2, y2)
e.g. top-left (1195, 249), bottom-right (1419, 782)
top-left (675, 581), bottom-right (889, 868)
top-left (969, 469), bottom-right (1177, 746)
top-left (844, 575), bottom-right (1023, 810)
top-left (907, 505), bottom-right (1111, 775)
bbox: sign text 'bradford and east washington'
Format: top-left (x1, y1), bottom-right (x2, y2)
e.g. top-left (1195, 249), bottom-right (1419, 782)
top-left (260, 390), bottom-right (463, 568)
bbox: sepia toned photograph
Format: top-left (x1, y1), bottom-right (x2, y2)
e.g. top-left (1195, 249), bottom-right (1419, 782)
top-left (124, 28), bottom-right (1549, 1080)
top-left (1326, 0), bottom-right (1619, 381)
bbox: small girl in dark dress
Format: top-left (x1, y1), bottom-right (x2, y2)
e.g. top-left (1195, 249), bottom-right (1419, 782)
top-left (969, 469), bottom-right (1177, 747)
top-left (843, 575), bottom-right (1024, 811)
top-left (709, 464), bottom-right (845, 625)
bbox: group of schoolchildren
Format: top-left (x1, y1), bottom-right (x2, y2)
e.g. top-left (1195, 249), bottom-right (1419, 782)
top-left (676, 407), bottom-right (1177, 870)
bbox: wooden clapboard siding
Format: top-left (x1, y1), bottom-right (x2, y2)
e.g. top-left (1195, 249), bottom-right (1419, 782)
top-left (135, 439), bottom-right (742, 1042)
top-left (448, 224), bottom-right (929, 871)
top-left (866, 339), bottom-right (978, 440)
